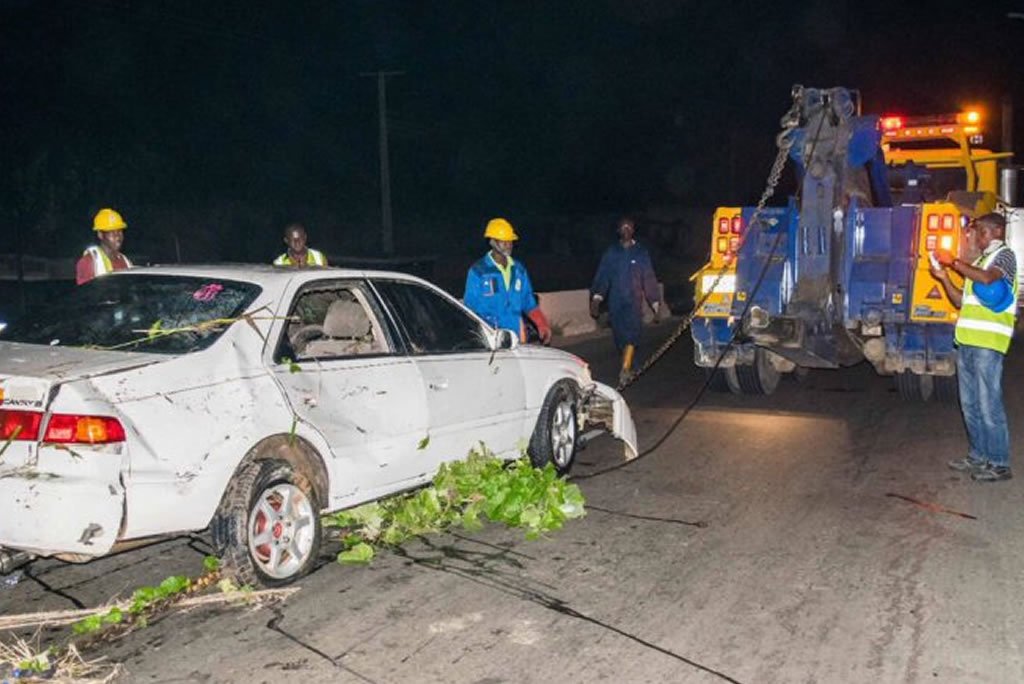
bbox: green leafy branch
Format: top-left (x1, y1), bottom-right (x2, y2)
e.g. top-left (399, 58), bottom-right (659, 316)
top-left (323, 447), bottom-right (586, 564)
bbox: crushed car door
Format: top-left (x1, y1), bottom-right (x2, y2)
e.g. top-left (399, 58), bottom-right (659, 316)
top-left (271, 280), bottom-right (433, 491)
top-left (369, 278), bottom-right (527, 464)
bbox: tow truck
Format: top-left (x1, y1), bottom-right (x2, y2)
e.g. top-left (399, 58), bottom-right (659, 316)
top-left (690, 85), bottom-right (1020, 400)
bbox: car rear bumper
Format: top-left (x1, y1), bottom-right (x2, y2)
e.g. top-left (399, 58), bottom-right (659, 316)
top-left (0, 448), bottom-right (125, 557)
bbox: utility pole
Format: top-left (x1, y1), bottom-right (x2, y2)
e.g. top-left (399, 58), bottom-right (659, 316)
top-left (360, 70), bottom-right (404, 256)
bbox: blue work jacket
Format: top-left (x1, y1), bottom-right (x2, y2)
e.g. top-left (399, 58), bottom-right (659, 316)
top-left (463, 253), bottom-right (539, 334)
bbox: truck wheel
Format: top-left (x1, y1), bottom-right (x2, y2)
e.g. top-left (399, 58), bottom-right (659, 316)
top-left (895, 371), bottom-right (933, 401)
top-left (703, 366), bottom-right (739, 393)
top-left (212, 459), bottom-right (322, 588)
top-left (734, 348), bottom-right (781, 395)
top-left (529, 380), bottom-right (579, 475)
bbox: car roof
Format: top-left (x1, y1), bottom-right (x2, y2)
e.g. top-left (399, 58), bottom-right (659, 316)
top-left (111, 263), bottom-right (427, 288)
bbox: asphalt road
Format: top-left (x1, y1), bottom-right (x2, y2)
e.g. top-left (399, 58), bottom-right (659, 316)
top-left (3, 322), bottom-right (1023, 683)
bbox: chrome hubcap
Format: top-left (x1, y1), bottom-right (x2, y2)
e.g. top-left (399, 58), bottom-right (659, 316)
top-left (550, 399), bottom-right (577, 468)
top-left (248, 483), bottom-right (315, 579)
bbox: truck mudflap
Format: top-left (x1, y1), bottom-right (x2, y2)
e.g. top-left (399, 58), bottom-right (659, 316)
top-left (583, 381), bottom-right (639, 460)
top-left (0, 443), bottom-right (126, 557)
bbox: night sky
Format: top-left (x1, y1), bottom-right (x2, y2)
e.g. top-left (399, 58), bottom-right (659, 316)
top-left (2, 0), bottom-right (1023, 262)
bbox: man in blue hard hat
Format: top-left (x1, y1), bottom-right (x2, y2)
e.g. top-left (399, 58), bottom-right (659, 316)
top-left (931, 212), bottom-right (1019, 481)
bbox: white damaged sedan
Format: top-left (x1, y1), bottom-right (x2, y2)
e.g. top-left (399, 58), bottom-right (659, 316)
top-left (0, 266), bottom-right (635, 585)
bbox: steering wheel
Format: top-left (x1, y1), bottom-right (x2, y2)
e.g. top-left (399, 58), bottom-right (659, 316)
top-left (289, 324), bottom-right (325, 352)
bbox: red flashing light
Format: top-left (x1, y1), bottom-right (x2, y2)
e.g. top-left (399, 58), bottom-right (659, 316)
top-left (729, 237), bottom-right (740, 253)
top-left (730, 216), bottom-right (743, 234)
top-left (942, 214), bottom-right (955, 231)
top-left (881, 116), bottom-right (903, 131)
top-left (718, 218), bottom-right (729, 234)
top-left (43, 414), bottom-right (126, 444)
top-left (927, 215), bottom-right (939, 231)
top-left (0, 410), bottom-right (42, 441)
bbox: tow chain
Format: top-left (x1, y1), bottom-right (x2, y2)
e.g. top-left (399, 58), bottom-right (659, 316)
top-left (614, 91), bottom-right (804, 393)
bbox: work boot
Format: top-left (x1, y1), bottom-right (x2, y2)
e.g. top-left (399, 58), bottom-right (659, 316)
top-left (947, 457), bottom-right (986, 473)
top-left (971, 464), bottom-right (1013, 482)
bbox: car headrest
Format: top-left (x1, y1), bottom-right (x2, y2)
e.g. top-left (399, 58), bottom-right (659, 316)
top-left (323, 298), bottom-right (371, 338)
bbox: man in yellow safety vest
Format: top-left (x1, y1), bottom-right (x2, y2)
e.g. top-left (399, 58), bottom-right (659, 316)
top-left (76, 208), bottom-right (133, 285)
top-left (932, 212), bottom-right (1019, 481)
top-left (273, 223), bottom-right (328, 267)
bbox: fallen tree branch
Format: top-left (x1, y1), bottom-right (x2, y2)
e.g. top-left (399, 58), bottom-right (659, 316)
top-left (0, 587), bottom-right (299, 632)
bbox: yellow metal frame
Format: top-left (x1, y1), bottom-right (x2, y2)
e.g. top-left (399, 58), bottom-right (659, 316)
top-left (908, 201), bottom-right (965, 323)
top-left (691, 207), bottom-right (741, 318)
top-left (881, 118), bottom-right (1011, 195)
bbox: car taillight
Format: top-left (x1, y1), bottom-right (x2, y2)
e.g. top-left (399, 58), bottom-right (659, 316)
top-left (731, 216), bottom-right (743, 234)
top-left (43, 414), bottom-right (126, 444)
top-left (718, 218), bottom-right (730, 234)
top-left (926, 215), bottom-right (939, 231)
top-left (942, 214), bottom-right (955, 230)
top-left (0, 410), bottom-right (42, 441)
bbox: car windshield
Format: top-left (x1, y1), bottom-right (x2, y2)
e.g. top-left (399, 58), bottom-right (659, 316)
top-left (0, 274), bottom-right (262, 354)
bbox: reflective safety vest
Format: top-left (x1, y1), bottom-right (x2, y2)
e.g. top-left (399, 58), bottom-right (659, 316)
top-left (84, 246), bottom-right (132, 278)
top-left (273, 248), bottom-right (327, 266)
top-left (955, 245), bottom-right (1019, 354)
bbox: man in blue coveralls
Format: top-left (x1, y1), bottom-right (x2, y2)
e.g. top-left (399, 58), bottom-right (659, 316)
top-left (464, 217), bottom-right (552, 344)
top-left (590, 215), bottom-right (662, 384)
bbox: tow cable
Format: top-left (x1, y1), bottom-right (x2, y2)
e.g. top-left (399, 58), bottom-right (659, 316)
top-left (577, 87), bottom-right (824, 481)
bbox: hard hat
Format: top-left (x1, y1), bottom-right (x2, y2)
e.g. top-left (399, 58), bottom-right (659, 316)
top-left (483, 218), bottom-right (518, 242)
top-left (93, 208), bottom-right (127, 232)
top-left (973, 277), bottom-right (1014, 312)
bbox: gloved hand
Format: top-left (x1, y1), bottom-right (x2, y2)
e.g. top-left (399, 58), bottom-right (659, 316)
top-left (934, 249), bottom-right (955, 267)
top-left (651, 301), bottom-right (662, 324)
top-left (589, 296), bottom-right (601, 319)
top-left (526, 308), bottom-right (552, 345)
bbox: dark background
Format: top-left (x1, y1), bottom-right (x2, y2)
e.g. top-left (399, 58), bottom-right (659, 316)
top-left (2, 0), bottom-right (1023, 300)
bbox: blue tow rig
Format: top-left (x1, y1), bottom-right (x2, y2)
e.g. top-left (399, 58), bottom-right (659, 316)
top-left (692, 86), bottom-right (960, 400)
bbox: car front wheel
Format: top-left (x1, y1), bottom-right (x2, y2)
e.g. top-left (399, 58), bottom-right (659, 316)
top-left (212, 459), bottom-right (322, 587)
top-left (529, 380), bottom-right (579, 475)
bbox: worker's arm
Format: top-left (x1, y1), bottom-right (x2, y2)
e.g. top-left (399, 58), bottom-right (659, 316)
top-left (519, 268), bottom-right (551, 344)
top-left (589, 249), bottom-right (612, 317)
top-left (75, 255), bottom-right (94, 286)
top-left (930, 263), bottom-right (963, 309)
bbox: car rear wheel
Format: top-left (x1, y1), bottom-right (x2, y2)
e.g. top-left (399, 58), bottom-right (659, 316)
top-left (212, 459), bottom-right (321, 587)
top-left (529, 380), bottom-right (579, 475)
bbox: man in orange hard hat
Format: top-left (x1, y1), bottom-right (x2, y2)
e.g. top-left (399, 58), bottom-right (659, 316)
top-left (76, 208), bottom-right (133, 285)
top-left (463, 217), bottom-right (551, 344)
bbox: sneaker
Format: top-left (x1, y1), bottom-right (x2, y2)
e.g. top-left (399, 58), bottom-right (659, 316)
top-left (948, 457), bottom-right (986, 472)
top-left (971, 464), bottom-right (1013, 482)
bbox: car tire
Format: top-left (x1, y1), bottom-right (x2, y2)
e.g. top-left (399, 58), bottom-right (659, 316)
top-left (211, 458), bottom-right (322, 588)
top-left (529, 380), bottom-right (579, 475)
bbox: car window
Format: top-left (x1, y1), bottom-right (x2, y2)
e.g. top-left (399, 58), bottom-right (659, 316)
top-left (277, 282), bottom-right (391, 362)
top-left (0, 275), bottom-right (261, 354)
top-left (372, 280), bottom-right (489, 354)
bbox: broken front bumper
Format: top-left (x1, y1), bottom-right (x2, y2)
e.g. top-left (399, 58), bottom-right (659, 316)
top-left (0, 445), bottom-right (126, 557)
top-left (584, 381), bottom-right (639, 459)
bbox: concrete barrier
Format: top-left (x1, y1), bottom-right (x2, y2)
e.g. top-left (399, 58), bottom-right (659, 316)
top-left (537, 284), bottom-right (672, 338)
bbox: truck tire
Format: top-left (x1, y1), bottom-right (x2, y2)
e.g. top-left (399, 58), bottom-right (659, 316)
top-left (703, 366), bottom-right (739, 393)
top-left (895, 371), bottom-right (933, 401)
top-left (734, 348), bottom-right (781, 395)
top-left (212, 458), bottom-right (322, 588)
top-left (529, 380), bottom-right (579, 475)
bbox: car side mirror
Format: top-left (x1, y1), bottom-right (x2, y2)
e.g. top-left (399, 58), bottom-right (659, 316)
top-left (495, 328), bottom-right (519, 350)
